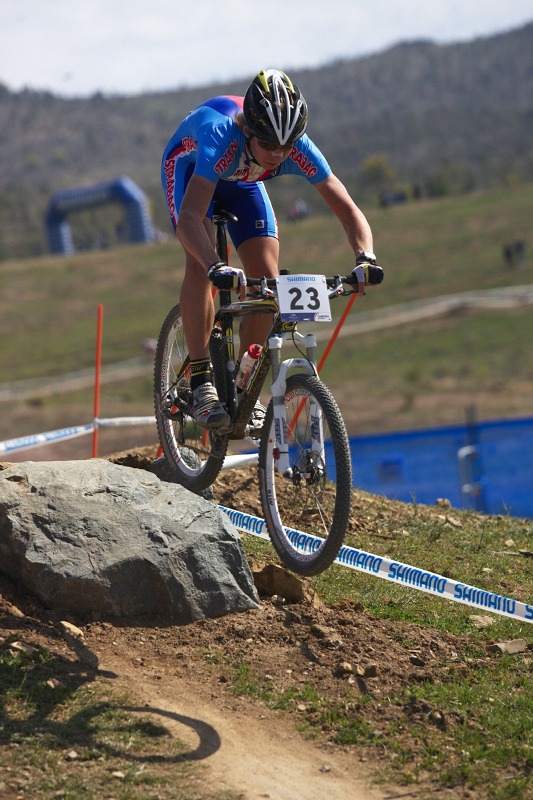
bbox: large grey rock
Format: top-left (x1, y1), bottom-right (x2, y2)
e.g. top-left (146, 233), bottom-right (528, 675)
top-left (0, 460), bottom-right (259, 622)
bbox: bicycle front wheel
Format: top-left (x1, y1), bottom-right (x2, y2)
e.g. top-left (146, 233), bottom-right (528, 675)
top-left (258, 374), bottom-right (352, 576)
top-left (154, 303), bottom-right (228, 493)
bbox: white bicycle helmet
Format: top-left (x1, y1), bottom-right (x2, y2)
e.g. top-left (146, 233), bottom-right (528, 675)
top-left (243, 69), bottom-right (308, 146)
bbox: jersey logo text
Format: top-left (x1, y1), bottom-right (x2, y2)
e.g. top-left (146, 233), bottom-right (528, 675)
top-left (289, 148), bottom-right (318, 178)
top-left (215, 140), bottom-right (238, 175)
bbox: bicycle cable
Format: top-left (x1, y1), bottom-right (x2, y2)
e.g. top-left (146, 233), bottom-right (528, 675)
top-left (291, 328), bottom-right (316, 371)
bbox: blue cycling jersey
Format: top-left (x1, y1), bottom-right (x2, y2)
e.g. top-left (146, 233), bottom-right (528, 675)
top-left (161, 95), bottom-right (331, 247)
top-left (162, 95), bottom-right (331, 186)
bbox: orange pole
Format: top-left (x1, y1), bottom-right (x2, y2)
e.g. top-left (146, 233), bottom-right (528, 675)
top-left (92, 304), bottom-right (104, 458)
top-left (316, 293), bottom-right (357, 374)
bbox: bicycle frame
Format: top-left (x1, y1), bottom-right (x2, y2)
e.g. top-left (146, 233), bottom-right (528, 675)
top-left (211, 284), bottom-right (329, 482)
top-left (208, 206), bottom-right (372, 474)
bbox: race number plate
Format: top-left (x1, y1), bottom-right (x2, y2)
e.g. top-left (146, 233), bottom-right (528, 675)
top-left (276, 274), bottom-right (332, 322)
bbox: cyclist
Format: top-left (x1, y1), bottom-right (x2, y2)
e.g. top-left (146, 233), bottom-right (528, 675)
top-left (161, 68), bottom-right (379, 431)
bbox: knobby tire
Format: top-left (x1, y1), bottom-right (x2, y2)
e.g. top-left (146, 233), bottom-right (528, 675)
top-left (153, 303), bottom-right (228, 493)
top-left (258, 374), bottom-right (352, 576)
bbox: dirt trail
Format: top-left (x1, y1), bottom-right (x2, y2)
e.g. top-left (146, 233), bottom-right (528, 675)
top-left (96, 647), bottom-right (386, 800)
top-left (1, 561), bottom-right (396, 800)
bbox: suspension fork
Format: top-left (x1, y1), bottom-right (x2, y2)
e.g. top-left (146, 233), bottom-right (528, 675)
top-left (268, 331), bottom-right (323, 478)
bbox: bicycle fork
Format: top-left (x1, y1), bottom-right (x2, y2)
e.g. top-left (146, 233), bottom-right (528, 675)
top-left (268, 331), bottom-right (324, 478)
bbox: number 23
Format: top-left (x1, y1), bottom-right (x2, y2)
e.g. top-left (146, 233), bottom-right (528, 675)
top-left (288, 286), bottom-right (320, 311)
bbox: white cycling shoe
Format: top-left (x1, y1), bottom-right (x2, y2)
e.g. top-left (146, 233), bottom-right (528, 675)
top-left (191, 383), bottom-right (231, 431)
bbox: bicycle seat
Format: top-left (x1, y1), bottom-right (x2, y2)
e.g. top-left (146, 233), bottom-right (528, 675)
top-left (213, 205), bottom-right (238, 224)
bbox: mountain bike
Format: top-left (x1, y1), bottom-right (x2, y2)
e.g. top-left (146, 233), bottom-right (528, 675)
top-left (154, 207), bottom-right (382, 575)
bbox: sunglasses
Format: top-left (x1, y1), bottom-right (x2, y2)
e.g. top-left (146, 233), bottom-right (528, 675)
top-left (256, 139), bottom-right (293, 152)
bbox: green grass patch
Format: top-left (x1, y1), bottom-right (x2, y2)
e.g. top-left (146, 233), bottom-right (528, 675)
top-left (316, 497), bottom-right (532, 636)
top-left (0, 639), bottom-right (237, 800)
top-left (1, 183), bottom-right (532, 381)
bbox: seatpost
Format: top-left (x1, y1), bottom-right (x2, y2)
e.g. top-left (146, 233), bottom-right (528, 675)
top-left (215, 219), bottom-right (228, 263)
top-left (213, 209), bottom-right (231, 306)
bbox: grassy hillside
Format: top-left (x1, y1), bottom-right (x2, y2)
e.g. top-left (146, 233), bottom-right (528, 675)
top-left (0, 183), bottom-right (531, 455)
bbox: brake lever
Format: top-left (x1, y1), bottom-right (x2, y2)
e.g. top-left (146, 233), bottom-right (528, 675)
top-left (245, 279), bottom-right (277, 300)
top-left (327, 276), bottom-right (346, 299)
top-left (259, 277), bottom-right (277, 298)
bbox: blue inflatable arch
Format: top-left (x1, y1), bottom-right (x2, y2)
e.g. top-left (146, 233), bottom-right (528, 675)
top-left (45, 176), bottom-right (154, 255)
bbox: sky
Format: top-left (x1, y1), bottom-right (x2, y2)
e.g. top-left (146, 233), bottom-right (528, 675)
top-left (2, 1), bottom-right (532, 98)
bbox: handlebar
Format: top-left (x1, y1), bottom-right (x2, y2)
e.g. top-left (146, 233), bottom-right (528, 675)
top-left (245, 265), bottom-right (384, 298)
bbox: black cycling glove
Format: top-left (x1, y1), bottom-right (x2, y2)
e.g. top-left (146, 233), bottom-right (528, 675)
top-left (207, 261), bottom-right (247, 292)
top-left (352, 251), bottom-right (384, 286)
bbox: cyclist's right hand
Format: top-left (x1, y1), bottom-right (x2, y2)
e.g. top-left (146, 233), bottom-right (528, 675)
top-left (352, 263), bottom-right (384, 286)
top-left (207, 261), bottom-right (247, 294)
top-left (352, 253), bottom-right (384, 295)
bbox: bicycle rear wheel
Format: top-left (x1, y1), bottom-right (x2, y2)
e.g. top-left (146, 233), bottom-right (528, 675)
top-left (258, 374), bottom-right (352, 576)
top-left (154, 303), bottom-right (228, 493)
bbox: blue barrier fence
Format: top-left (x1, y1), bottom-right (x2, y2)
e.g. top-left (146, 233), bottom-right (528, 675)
top-left (2, 411), bottom-right (532, 519)
top-left (343, 416), bottom-right (533, 519)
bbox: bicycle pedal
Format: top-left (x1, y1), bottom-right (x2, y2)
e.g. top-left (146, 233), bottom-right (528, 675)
top-left (210, 433), bottom-right (230, 457)
top-left (244, 423), bottom-right (263, 439)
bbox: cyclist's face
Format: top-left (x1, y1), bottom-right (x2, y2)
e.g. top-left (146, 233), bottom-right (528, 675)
top-left (249, 136), bottom-right (293, 169)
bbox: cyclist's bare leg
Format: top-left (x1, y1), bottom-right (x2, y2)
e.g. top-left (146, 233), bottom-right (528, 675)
top-left (178, 219), bottom-right (216, 361)
top-left (237, 235), bottom-right (279, 359)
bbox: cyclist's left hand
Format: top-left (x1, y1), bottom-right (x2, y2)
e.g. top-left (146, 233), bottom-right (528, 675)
top-left (352, 251), bottom-right (384, 295)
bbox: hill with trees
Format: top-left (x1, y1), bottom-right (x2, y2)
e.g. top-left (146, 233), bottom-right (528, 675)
top-left (0, 21), bottom-right (532, 258)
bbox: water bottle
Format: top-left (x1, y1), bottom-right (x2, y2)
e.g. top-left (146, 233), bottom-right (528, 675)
top-left (235, 344), bottom-right (262, 389)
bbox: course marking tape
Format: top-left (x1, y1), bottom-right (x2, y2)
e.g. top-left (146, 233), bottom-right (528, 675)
top-left (219, 505), bottom-right (533, 625)
top-left (95, 416), bottom-right (155, 427)
top-left (0, 416), bottom-right (259, 475)
top-left (0, 423), bottom-right (94, 454)
top-left (0, 417), bottom-right (156, 455)
top-left (222, 453), bottom-right (259, 470)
